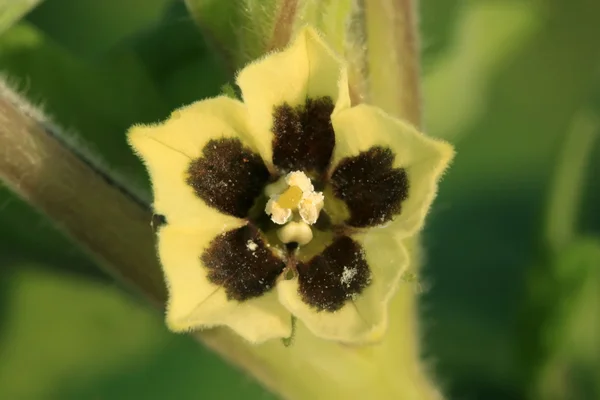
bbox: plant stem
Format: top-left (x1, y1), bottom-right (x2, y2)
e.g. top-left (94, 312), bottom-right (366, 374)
top-left (363, 0), bottom-right (422, 126)
top-left (0, 81), bottom-right (166, 305)
top-left (268, 0), bottom-right (300, 51)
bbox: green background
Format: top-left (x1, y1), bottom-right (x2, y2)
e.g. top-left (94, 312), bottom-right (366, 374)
top-left (0, 0), bottom-right (598, 399)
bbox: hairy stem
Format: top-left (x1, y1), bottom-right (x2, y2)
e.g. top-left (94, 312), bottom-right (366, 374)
top-left (268, 0), bottom-right (300, 51)
top-left (363, 0), bottom-right (421, 126)
top-left (361, 1), bottom-right (441, 398)
top-left (0, 82), bottom-right (165, 302)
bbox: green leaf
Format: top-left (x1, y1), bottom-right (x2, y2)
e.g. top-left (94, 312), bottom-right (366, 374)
top-left (420, 0), bottom-right (461, 69)
top-left (0, 266), bottom-right (274, 400)
top-left (527, 238), bottom-right (600, 400)
top-left (25, 0), bottom-right (171, 58)
top-left (126, 1), bottom-right (228, 107)
top-left (432, 0), bottom-right (600, 193)
top-left (0, 22), bottom-right (170, 181)
top-left (184, 0), bottom-right (279, 70)
top-left (544, 110), bottom-right (599, 251)
top-left (0, 0), bottom-right (42, 35)
top-left (0, 185), bottom-right (97, 273)
top-left (424, 1), bottom-right (539, 141)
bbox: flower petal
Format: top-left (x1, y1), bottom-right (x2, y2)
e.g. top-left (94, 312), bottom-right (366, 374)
top-left (236, 26), bottom-right (351, 168)
top-left (270, 97), bottom-right (336, 174)
top-left (277, 230), bottom-right (407, 343)
top-left (158, 223), bottom-right (292, 343)
top-left (330, 104), bottom-right (454, 235)
top-left (128, 96), bottom-right (269, 224)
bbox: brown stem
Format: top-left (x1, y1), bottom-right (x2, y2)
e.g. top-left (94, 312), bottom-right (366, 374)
top-left (0, 82), bottom-right (166, 305)
top-left (363, 0), bottom-right (422, 126)
top-left (267, 0), bottom-right (300, 51)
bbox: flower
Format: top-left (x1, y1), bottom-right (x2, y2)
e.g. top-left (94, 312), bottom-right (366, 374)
top-left (127, 26), bottom-right (453, 344)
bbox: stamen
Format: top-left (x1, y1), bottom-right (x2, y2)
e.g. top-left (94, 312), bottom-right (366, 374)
top-left (286, 171), bottom-right (314, 192)
top-left (299, 192), bottom-right (325, 225)
top-left (264, 171), bottom-right (325, 246)
top-left (265, 198), bottom-right (292, 225)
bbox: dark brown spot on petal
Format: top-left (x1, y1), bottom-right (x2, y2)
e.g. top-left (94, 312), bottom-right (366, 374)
top-left (297, 236), bottom-right (371, 312)
top-left (151, 213), bottom-right (167, 232)
top-left (331, 146), bottom-right (409, 227)
top-left (272, 97), bottom-right (335, 175)
top-left (187, 138), bottom-right (270, 218)
top-left (201, 224), bottom-right (286, 301)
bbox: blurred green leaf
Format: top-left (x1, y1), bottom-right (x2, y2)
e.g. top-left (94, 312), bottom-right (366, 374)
top-left (523, 238), bottom-right (600, 400)
top-left (0, 265), bottom-right (164, 399)
top-left (424, 1), bottom-right (539, 141)
top-left (423, 189), bottom-right (539, 398)
top-left (0, 23), bottom-right (169, 180)
top-left (0, 0), bottom-right (42, 34)
top-left (0, 187), bottom-right (99, 275)
top-left (544, 110), bottom-right (599, 251)
top-left (437, 0), bottom-right (600, 193)
top-left (125, 1), bottom-right (228, 108)
top-left (420, 0), bottom-right (461, 69)
top-left (25, 0), bottom-right (172, 59)
top-left (0, 265), bottom-right (273, 400)
top-left (184, 0), bottom-right (278, 69)
top-left (422, 1), bottom-right (600, 398)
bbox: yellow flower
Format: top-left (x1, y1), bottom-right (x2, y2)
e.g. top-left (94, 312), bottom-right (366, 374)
top-left (128, 26), bottom-right (453, 344)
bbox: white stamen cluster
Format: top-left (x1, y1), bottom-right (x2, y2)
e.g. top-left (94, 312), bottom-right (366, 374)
top-left (264, 200), bottom-right (292, 225)
top-left (265, 171), bottom-right (324, 245)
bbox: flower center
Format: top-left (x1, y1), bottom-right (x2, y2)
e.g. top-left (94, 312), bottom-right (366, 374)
top-left (264, 171), bottom-right (324, 246)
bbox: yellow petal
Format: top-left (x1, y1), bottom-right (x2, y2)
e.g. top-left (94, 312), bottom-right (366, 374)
top-left (236, 26), bottom-right (351, 163)
top-left (331, 104), bottom-right (454, 236)
top-left (277, 230), bottom-right (407, 343)
top-left (127, 96), bottom-right (256, 227)
top-left (158, 223), bottom-right (292, 343)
